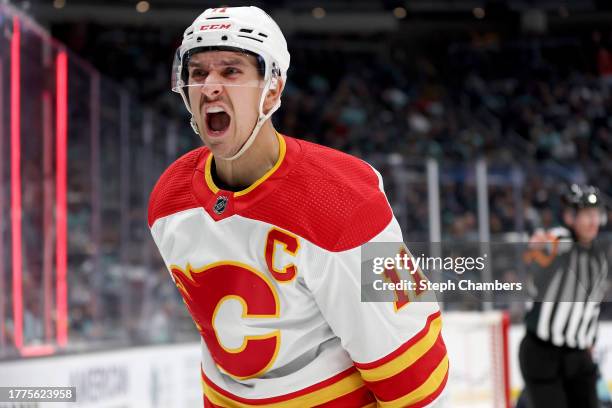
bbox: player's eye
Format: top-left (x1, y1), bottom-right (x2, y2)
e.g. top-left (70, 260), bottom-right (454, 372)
top-left (189, 69), bottom-right (208, 80)
top-left (223, 67), bottom-right (241, 77)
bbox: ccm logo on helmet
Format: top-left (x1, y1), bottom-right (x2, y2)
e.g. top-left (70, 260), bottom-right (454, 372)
top-left (200, 24), bottom-right (232, 31)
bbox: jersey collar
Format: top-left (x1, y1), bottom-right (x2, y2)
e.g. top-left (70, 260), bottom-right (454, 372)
top-left (192, 133), bottom-right (299, 220)
top-left (203, 132), bottom-right (287, 197)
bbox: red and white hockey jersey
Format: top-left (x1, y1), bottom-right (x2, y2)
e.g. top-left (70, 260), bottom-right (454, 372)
top-left (148, 134), bottom-right (448, 407)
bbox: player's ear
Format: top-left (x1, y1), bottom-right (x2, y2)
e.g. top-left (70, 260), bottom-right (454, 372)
top-left (263, 77), bottom-right (283, 114)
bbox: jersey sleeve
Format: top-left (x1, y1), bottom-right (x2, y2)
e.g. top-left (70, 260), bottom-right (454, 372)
top-left (304, 200), bottom-right (448, 408)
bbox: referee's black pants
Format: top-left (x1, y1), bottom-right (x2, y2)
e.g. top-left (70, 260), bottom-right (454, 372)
top-left (519, 331), bottom-right (598, 408)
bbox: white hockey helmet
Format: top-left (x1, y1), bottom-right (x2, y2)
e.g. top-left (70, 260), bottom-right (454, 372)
top-left (171, 6), bottom-right (290, 160)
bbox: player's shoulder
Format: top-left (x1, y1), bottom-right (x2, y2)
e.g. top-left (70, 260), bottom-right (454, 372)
top-left (254, 137), bottom-right (392, 251)
top-left (147, 147), bottom-right (208, 227)
top-left (293, 138), bottom-right (384, 192)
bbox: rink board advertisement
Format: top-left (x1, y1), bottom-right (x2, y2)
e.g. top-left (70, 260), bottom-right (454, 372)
top-left (0, 324), bottom-right (611, 407)
top-left (0, 343), bottom-right (202, 408)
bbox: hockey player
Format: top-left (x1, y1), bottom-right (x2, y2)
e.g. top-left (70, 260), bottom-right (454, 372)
top-left (148, 6), bottom-right (448, 407)
top-left (520, 184), bottom-right (608, 408)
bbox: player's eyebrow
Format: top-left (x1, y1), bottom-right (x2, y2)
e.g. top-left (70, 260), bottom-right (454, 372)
top-left (218, 58), bottom-right (247, 66)
top-left (188, 58), bottom-right (247, 68)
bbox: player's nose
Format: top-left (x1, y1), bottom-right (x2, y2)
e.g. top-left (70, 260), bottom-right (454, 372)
top-left (200, 72), bottom-right (224, 98)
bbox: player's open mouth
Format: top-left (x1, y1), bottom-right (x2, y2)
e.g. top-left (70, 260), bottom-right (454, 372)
top-left (205, 106), bottom-right (231, 137)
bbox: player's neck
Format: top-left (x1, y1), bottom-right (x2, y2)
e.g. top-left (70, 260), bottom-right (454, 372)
top-left (213, 122), bottom-right (279, 191)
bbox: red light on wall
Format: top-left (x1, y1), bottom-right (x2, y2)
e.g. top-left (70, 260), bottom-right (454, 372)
top-left (10, 15), bottom-right (23, 350)
top-left (55, 50), bottom-right (68, 347)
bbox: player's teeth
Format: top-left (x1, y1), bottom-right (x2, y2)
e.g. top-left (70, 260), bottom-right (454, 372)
top-left (206, 106), bottom-right (225, 113)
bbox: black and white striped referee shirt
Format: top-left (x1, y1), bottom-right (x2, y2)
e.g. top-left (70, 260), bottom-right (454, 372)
top-left (525, 235), bottom-right (608, 349)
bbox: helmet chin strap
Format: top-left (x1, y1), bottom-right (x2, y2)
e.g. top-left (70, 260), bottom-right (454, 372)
top-left (190, 116), bottom-right (200, 134)
top-left (223, 77), bottom-right (280, 161)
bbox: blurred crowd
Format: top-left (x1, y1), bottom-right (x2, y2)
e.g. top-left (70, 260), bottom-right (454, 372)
top-left (51, 23), bottom-right (612, 240)
top-left (274, 32), bottom-right (612, 240)
top-left (61, 23), bottom-right (612, 238)
top-left (3, 22), bottom-right (612, 355)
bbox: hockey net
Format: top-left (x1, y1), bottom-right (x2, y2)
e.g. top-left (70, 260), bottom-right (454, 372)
top-left (441, 310), bottom-right (510, 408)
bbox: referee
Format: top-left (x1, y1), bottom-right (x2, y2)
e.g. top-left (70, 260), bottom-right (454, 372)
top-left (520, 184), bottom-right (608, 408)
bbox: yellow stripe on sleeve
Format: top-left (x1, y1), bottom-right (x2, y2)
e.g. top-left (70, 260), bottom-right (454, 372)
top-left (203, 371), bottom-right (365, 408)
top-left (357, 315), bottom-right (442, 382)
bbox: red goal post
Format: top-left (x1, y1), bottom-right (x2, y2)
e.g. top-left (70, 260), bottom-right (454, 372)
top-left (441, 310), bottom-right (511, 408)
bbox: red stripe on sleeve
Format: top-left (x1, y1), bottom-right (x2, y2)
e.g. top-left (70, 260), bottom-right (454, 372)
top-left (364, 334), bottom-right (447, 401)
top-left (354, 311), bottom-right (441, 370)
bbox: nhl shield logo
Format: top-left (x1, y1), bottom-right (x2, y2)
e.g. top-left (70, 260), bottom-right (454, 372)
top-left (213, 196), bottom-right (229, 215)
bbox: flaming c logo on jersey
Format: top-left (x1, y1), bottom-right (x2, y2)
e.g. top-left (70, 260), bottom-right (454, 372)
top-left (169, 228), bottom-right (300, 379)
top-left (171, 262), bottom-right (281, 379)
